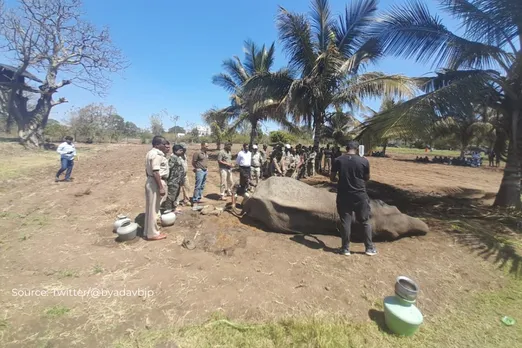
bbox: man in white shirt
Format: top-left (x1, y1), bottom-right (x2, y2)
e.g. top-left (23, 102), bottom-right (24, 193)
top-left (55, 136), bottom-right (77, 182)
top-left (236, 143), bottom-right (252, 195)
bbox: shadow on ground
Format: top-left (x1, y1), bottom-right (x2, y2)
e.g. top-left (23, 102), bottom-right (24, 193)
top-left (232, 176), bottom-right (522, 278)
top-left (368, 309), bottom-right (392, 333)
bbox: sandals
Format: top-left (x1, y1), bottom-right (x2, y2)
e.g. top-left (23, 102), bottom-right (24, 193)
top-left (146, 233), bottom-right (167, 241)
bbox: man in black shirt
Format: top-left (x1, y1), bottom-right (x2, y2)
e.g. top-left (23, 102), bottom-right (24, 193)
top-left (330, 141), bottom-right (377, 256)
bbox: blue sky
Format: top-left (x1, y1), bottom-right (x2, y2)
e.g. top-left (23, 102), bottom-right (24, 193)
top-left (5, 0), bottom-right (460, 132)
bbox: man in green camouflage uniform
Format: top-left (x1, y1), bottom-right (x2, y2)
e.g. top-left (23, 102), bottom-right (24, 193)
top-left (161, 144), bottom-right (186, 212)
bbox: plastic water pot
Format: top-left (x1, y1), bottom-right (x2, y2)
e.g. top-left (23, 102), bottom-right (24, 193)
top-left (383, 296), bottom-right (423, 336)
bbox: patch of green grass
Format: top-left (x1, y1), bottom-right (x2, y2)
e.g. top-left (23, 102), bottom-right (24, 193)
top-left (112, 278), bottom-right (522, 348)
top-left (18, 234), bottom-right (31, 242)
top-left (0, 319), bottom-right (7, 331)
top-left (57, 269), bottom-right (79, 279)
top-left (92, 264), bottom-right (104, 274)
top-left (43, 305), bottom-right (70, 319)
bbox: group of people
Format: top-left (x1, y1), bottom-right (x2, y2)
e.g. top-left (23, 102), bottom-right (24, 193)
top-left (265, 143), bottom-right (345, 179)
top-left (415, 152), bottom-right (484, 167)
top-left (54, 135), bottom-right (377, 255)
top-left (143, 137), bottom-right (377, 256)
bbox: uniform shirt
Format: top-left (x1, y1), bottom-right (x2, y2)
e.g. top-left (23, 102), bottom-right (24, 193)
top-left (145, 148), bottom-right (169, 179)
top-left (236, 150), bottom-right (252, 167)
top-left (283, 152), bottom-right (295, 167)
top-left (217, 149), bottom-right (233, 169)
top-left (331, 154), bottom-right (370, 203)
top-left (251, 152), bottom-right (263, 167)
top-left (167, 154), bottom-right (185, 184)
top-left (192, 150), bottom-right (208, 170)
top-left (180, 154), bottom-right (188, 172)
top-left (324, 149), bottom-right (332, 159)
top-left (57, 142), bottom-right (76, 160)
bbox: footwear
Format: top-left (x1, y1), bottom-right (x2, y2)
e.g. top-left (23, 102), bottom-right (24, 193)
top-left (339, 248), bottom-right (350, 256)
top-left (365, 248), bottom-right (377, 256)
top-left (55, 177), bottom-right (60, 182)
top-left (146, 233), bottom-right (167, 241)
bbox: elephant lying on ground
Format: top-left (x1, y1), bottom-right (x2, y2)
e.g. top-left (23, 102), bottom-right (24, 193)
top-left (241, 177), bottom-right (429, 241)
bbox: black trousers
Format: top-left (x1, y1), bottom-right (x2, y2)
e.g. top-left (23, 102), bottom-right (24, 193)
top-left (238, 166), bottom-right (251, 195)
top-left (336, 197), bottom-right (374, 250)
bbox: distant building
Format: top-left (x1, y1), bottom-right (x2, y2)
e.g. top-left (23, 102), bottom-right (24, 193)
top-left (176, 133), bottom-right (185, 138)
top-left (196, 125), bottom-right (211, 136)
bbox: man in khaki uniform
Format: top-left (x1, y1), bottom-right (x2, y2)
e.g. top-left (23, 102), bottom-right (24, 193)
top-left (251, 144), bottom-right (263, 186)
top-left (217, 142), bottom-right (234, 200)
top-left (144, 136), bottom-right (169, 241)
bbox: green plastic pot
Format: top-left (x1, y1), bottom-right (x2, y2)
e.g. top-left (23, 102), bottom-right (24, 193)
top-left (383, 296), bottom-right (423, 336)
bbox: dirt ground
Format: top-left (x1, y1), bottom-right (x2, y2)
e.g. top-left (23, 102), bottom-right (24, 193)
top-left (0, 143), bottom-right (519, 347)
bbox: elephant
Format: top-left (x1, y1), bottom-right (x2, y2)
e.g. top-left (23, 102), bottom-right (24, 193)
top-left (236, 177), bottom-right (429, 241)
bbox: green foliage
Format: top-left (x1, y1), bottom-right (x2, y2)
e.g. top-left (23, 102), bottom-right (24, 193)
top-left (269, 130), bottom-right (296, 145)
top-left (68, 103), bottom-right (133, 143)
top-left (168, 126), bottom-right (186, 134)
top-left (44, 120), bottom-right (70, 142)
top-left (124, 121), bottom-right (139, 138)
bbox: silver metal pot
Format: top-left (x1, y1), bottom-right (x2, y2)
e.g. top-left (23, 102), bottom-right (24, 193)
top-left (116, 221), bottom-right (138, 241)
top-left (113, 215), bottom-right (131, 233)
top-left (394, 276), bottom-right (419, 302)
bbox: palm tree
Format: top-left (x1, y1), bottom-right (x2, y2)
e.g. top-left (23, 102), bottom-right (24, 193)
top-left (212, 40), bottom-right (294, 146)
top-left (202, 107), bottom-right (235, 150)
top-left (429, 107), bottom-right (494, 157)
top-left (322, 106), bottom-right (359, 145)
top-left (363, 0), bottom-right (521, 208)
top-left (245, 0), bottom-right (415, 148)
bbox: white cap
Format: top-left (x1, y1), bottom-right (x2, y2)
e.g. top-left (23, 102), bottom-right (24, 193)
top-left (252, 145), bottom-right (258, 149)
top-left (285, 144), bottom-right (291, 149)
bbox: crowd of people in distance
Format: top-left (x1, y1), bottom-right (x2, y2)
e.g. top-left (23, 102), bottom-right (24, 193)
top-left (370, 151), bottom-right (387, 157)
top-left (415, 152), bottom-right (486, 168)
top-left (265, 143), bottom-right (344, 180)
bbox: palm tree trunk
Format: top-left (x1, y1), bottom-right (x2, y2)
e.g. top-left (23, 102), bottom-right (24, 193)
top-left (313, 111), bottom-right (325, 148)
top-left (382, 140), bottom-right (388, 156)
top-left (249, 120), bottom-right (258, 147)
top-left (494, 140), bottom-right (521, 208)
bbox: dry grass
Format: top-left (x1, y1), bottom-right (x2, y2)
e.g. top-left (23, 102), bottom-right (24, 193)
top-left (111, 278), bottom-right (522, 348)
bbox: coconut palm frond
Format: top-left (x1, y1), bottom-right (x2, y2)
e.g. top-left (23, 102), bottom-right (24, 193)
top-left (310, 0), bottom-right (335, 51)
top-left (336, 73), bottom-right (417, 104)
top-left (440, 0), bottom-right (519, 50)
top-left (334, 0), bottom-right (378, 57)
top-left (358, 71), bottom-right (495, 142)
top-left (277, 6), bottom-right (317, 75)
top-left (220, 58), bottom-right (250, 86)
top-left (372, 1), bottom-right (512, 71)
top-left (211, 73), bottom-right (238, 94)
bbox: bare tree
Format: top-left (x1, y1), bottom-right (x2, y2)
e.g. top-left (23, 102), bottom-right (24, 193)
top-left (149, 112), bottom-right (165, 135)
top-left (0, 0), bottom-right (126, 147)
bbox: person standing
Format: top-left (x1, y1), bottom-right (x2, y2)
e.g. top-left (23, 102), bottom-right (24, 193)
top-left (308, 146), bottom-right (317, 177)
top-left (260, 144), bottom-right (269, 178)
top-left (192, 142), bottom-right (209, 204)
top-left (161, 144), bottom-right (186, 213)
top-left (324, 144), bottom-right (332, 174)
top-left (251, 144), bottom-right (263, 186)
top-left (330, 141), bottom-right (377, 256)
top-left (144, 136), bottom-right (169, 241)
top-left (236, 143), bottom-right (252, 195)
top-left (55, 136), bottom-right (76, 182)
top-left (217, 142), bottom-right (234, 200)
top-left (178, 143), bottom-right (190, 205)
top-left (316, 147), bottom-right (324, 174)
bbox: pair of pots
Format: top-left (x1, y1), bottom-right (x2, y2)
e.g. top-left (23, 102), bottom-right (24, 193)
top-left (113, 215), bottom-right (138, 241)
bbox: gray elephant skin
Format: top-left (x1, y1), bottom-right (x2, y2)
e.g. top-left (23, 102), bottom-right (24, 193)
top-left (242, 177), bottom-right (429, 241)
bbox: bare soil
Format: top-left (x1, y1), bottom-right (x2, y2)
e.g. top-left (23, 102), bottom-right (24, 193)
top-left (0, 143), bottom-right (519, 347)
